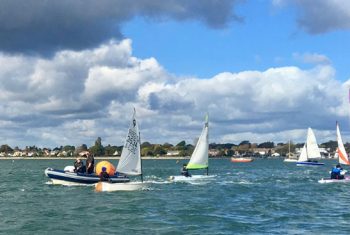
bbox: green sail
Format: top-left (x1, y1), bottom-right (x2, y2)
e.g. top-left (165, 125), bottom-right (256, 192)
top-left (186, 163), bottom-right (208, 170)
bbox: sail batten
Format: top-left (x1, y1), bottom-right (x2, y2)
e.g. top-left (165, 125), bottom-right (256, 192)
top-left (186, 114), bottom-right (209, 170)
top-left (116, 109), bottom-right (142, 175)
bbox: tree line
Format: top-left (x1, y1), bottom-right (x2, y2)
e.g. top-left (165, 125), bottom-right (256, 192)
top-left (0, 138), bottom-right (344, 157)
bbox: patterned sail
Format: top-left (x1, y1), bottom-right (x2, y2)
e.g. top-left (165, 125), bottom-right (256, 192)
top-left (116, 109), bottom-right (142, 175)
top-left (336, 122), bottom-right (350, 165)
top-left (186, 114), bottom-right (209, 170)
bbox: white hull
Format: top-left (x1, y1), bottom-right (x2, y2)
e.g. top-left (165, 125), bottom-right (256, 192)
top-left (95, 182), bottom-right (144, 192)
top-left (318, 177), bottom-right (350, 184)
top-left (49, 179), bottom-right (94, 186)
top-left (284, 158), bottom-right (298, 162)
top-left (168, 175), bottom-right (215, 182)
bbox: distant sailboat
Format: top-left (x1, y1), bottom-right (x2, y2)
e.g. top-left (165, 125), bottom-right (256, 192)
top-left (95, 108), bottom-right (144, 191)
top-left (319, 122), bottom-right (350, 183)
top-left (169, 114), bottom-right (212, 182)
top-left (296, 127), bottom-right (324, 166)
top-left (284, 140), bottom-right (297, 162)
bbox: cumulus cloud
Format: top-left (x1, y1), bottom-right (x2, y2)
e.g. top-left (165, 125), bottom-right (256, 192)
top-left (0, 39), bottom-right (348, 148)
top-left (273, 0), bottom-right (350, 34)
top-left (0, 0), bottom-right (242, 54)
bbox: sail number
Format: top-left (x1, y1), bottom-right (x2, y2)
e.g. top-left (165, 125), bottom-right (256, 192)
top-left (125, 129), bottom-right (138, 155)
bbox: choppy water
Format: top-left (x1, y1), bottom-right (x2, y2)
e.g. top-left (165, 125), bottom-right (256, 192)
top-left (0, 158), bottom-right (349, 234)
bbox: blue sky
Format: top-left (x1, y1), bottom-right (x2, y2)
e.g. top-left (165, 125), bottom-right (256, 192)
top-left (0, 0), bottom-right (350, 148)
top-left (124, 1), bottom-right (349, 80)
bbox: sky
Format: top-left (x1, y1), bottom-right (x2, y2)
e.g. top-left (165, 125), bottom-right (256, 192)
top-left (0, 0), bottom-right (350, 148)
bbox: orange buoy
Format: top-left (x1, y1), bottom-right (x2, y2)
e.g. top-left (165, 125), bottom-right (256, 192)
top-left (95, 161), bottom-right (116, 176)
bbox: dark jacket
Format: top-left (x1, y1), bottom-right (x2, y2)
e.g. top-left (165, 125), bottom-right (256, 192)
top-left (99, 171), bottom-right (111, 182)
top-left (74, 161), bottom-right (85, 173)
top-left (86, 155), bottom-right (95, 174)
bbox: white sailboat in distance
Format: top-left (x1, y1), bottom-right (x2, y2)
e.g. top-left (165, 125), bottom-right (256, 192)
top-left (95, 108), bottom-right (144, 191)
top-left (296, 127), bottom-right (324, 166)
top-left (284, 140), bottom-right (297, 162)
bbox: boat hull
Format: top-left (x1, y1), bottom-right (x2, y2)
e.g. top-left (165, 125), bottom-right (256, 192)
top-left (296, 161), bottom-right (324, 166)
top-left (44, 168), bottom-right (130, 185)
top-left (95, 181), bottom-right (144, 192)
top-left (168, 175), bottom-right (215, 182)
top-left (284, 159), bottom-right (298, 163)
top-left (231, 157), bottom-right (253, 163)
top-left (318, 176), bottom-right (350, 184)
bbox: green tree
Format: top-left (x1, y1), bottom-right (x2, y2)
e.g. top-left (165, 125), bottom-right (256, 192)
top-left (105, 144), bottom-right (119, 156)
top-left (63, 145), bottom-right (75, 152)
top-left (258, 142), bottom-right (275, 148)
top-left (176, 141), bottom-right (186, 147)
top-left (154, 145), bottom-right (167, 156)
top-left (89, 137), bottom-right (105, 156)
top-left (0, 144), bottom-right (13, 154)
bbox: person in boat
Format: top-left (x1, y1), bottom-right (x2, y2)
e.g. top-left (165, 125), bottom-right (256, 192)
top-left (99, 167), bottom-right (111, 182)
top-left (85, 153), bottom-right (95, 174)
top-left (330, 164), bottom-right (345, 180)
top-left (181, 164), bottom-right (191, 177)
top-left (74, 158), bottom-right (85, 173)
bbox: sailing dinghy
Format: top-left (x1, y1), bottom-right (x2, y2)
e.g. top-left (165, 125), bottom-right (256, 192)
top-left (319, 122), bottom-right (350, 183)
top-left (95, 109), bottom-right (144, 192)
top-left (169, 114), bottom-right (211, 182)
top-left (296, 127), bottom-right (324, 166)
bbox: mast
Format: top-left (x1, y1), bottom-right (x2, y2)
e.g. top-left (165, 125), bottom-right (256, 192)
top-left (288, 140), bottom-right (291, 159)
top-left (139, 131), bottom-right (143, 182)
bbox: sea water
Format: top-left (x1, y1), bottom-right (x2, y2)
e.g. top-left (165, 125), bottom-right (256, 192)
top-left (1, 158), bottom-right (350, 234)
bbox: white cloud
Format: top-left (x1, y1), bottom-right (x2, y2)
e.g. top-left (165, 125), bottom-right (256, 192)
top-left (0, 39), bottom-right (349, 148)
top-left (293, 52), bottom-right (331, 65)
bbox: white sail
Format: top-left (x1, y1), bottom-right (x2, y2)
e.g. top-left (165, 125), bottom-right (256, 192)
top-left (186, 114), bottom-right (209, 170)
top-left (297, 127), bottom-right (321, 162)
top-left (116, 109), bottom-right (142, 175)
top-left (298, 144), bottom-right (308, 162)
top-left (336, 122), bottom-right (350, 165)
top-left (306, 127), bottom-right (321, 159)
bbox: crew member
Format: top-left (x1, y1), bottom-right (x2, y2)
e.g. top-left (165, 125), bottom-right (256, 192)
top-left (99, 167), bottom-right (111, 182)
top-left (86, 153), bottom-right (95, 174)
top-left (74, 158), bottom-right (85, 173)
top-left (330, 164), bottom-right (345, 180)
top-left (181, 164), bottom-right (191, 177)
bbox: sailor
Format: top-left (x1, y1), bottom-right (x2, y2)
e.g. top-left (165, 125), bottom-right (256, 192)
top-left (86, 153), bottom-right (95, 174)
top-left (330, 164), bottom-right (345, 180)
top-left (181, 164), bottom-right (191, 177)
top-left (99, 167), bottom-right (111, 182)
top-left (74, 158), bottom-right (85, 173)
